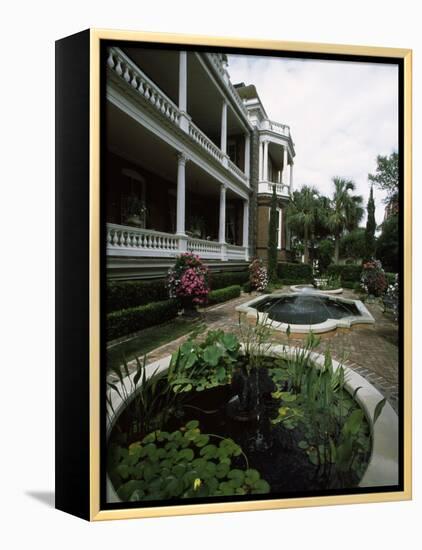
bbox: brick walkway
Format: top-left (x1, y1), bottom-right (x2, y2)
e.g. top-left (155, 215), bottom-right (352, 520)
top-left (124, 288), bottom-right (399, 412)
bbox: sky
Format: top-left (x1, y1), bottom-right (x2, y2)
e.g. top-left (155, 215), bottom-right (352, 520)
top-left (227, 54), bottom-right (399, 226)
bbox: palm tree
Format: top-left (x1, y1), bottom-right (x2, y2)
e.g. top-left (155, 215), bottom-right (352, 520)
top-left (286, 186), bottom-right (321, 264)
top-left (327, 177), bottom-right (364, 263)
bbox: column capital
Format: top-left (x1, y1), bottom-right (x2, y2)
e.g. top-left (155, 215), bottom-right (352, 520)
top-left (177, 152), bottom-right (189, 164)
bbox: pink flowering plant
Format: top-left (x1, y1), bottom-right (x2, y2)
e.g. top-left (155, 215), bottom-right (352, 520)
top-left (360, 259), bottom-right (388, 297)
top-left (167, 252), bottom-right (209, 308)
top-left (249, 258), bottom-right (269, 292)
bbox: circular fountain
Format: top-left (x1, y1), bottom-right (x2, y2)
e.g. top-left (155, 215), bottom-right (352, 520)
top-left (236, 292), bottom-right (374, 336)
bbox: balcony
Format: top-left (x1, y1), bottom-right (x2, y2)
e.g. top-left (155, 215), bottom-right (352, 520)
top-left (258, 181), bottom-right (291, 198)
top-left (260, 119), bottom-right (291, 139)
top-left (106, 224), bottom-right (249, 262)
top-left (107, 47), bottom-right (249, 189)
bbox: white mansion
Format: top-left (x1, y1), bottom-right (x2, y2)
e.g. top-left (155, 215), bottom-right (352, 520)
top-left (105, 47), bottom-right (295, 279)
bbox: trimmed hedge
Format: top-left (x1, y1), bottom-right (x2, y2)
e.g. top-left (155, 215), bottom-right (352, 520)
top-left (207, 285), bottom-right (241, 306)
top-left (209, 271), bottom-right (249, 290)
top-left (277, 262), bottom-right (313, 283)
top-left (107, 272), bottom-right (249, 312)
top-left (326, 264), bottom-right (362, 286)
top-left (107, 299), bottom-right (179, 341)
top-left (107, 279), bottom-right (168, 313)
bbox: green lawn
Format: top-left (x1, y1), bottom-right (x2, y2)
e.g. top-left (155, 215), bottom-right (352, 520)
top-left (106, 317), bottom-right (201, 371)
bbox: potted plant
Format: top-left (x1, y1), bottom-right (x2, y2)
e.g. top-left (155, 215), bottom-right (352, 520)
top-left (167, 253), bottom-right (209, 314)
top-left (124, 194), bottom-right (147, 227)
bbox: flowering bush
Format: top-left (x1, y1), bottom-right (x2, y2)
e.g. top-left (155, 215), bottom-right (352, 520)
top-left (167, 253), bottom-right (209, 307)
top-left (249, 258), bottom-right (269, 292)
top-left (360, 259), bottom-right (388, 297)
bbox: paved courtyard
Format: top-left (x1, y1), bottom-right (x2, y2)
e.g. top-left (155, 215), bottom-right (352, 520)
top-left (142, 288), bottom-right (399, 412)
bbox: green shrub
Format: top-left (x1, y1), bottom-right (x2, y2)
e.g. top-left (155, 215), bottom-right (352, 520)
top-left (277, 262), bottom-right (313, 282)
top-left (326, 264), bottom-right (362, 284)
top-left (209, 271), bottom-right (248, 290)
top-left (107, 280), bottom-right (168, 313)
top-left (385, 272), bottom-right (397, 286)
top-left (107, 299), bottom-right (179, 341)
top-left (243, 281), bottom-right (252, 293)
top-left (207, 285), bottom-right (241, 306)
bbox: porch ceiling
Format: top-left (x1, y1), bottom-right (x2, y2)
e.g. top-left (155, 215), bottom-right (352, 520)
top-left (122, 46), bottom-right (245, 146)
top-left (106, 102), bottom-right (240, 200)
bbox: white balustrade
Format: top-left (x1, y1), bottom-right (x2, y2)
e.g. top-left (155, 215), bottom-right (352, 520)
top-left (226, 244), bottom-right (247, 260)
top-left (188, 122), bottom-right (225, 164)
top-left (107, 48), bottom-right (181, 126)
top-left (227, 158), bottom-right (248, 185)
top-left (107, 224), bottom-right (248, 261)
top-left (206, 53), bottom-right (249, 118)
top-left (107, 224), bottom-right (180, 257)
top-left (188, 238), bottom-right (222, 259)
top-left (258, 181), bottom-right (290, 197)
top-left (263, 119), bottom-right (291, 138)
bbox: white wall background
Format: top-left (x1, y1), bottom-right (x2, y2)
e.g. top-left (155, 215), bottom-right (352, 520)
top-left (1, 0), bottom-right (419, 548)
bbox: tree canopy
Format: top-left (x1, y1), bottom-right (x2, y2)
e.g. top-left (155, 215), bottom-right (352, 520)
top-left (286, 185), bottom-right (321, 264)
top-left (339, 228), bottom-right (366, 261)
top-left (364, 186), bottom-right (376, 259)
top-left (376, 214), bottom-right (399, 273)
top-left (326, 177), bottom-right (364, 263)
top-left (368, 151), bottom-right (399, 204)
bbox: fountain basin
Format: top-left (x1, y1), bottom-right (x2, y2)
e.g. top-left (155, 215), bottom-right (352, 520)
top-left (106, 345), bottom-right (398, 502)
top-left (290, 284), bottom-right (343, 295)
top-left (236, 293), bottom-right (374, 335)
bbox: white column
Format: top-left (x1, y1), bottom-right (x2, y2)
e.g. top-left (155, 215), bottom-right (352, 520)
top-left (242, 199), bottom-right (249, 248)
top-left (263, 140), bottom-right (269, 181)
top-left (244, 133), bottom-right (250, 179)
top-left (178, 51), bottom-right (187, 111)
top-left (219, 185), bottom-right (226, 243)
top-left (178, 51), bottom-right (189, 132)
top-left (290, 162), bottom-right (294, 193)
top-left (258, 140), bottom-right (263, 180)
top-left (220, 100), bottom-right (228, 154)
top-left (176, 153), bottom-right (187, 236)
top-left (283, 147), bottom-right (288, 184)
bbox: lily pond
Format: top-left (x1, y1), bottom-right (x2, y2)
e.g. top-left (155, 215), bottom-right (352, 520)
top-left (107, 325), bottom-right (381, 504)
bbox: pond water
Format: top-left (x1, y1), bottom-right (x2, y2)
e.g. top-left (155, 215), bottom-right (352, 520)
top-left (108, 359), bottom-right (370, 500)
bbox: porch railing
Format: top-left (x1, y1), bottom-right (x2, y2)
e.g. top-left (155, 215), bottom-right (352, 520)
top-left (258, 181), bottom-right (291, 197)
top-left (107, 48), bottom-right (181, 127)
top-left (106, 224), bottom-right (248, 261)
top-left (261, 118), bottom-right (291, 138)
top-left (188, 122), bottom-right (225, 164)
top-left (206, 53), bottom-right (249, 118)
top-left (227, 158), bottom-right (248, 186)
top-left (107, 47), bottom-right (249, 188)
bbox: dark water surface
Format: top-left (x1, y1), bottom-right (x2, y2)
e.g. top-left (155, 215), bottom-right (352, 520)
top-left (254, 295), bottom-right (360, 325)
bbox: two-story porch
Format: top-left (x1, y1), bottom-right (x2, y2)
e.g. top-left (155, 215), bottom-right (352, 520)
top-left (105, 47), bottom-right (252, 279)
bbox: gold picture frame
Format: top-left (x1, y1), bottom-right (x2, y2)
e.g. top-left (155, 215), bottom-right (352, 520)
top-left (55, 28), bottom-right (412, 521)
